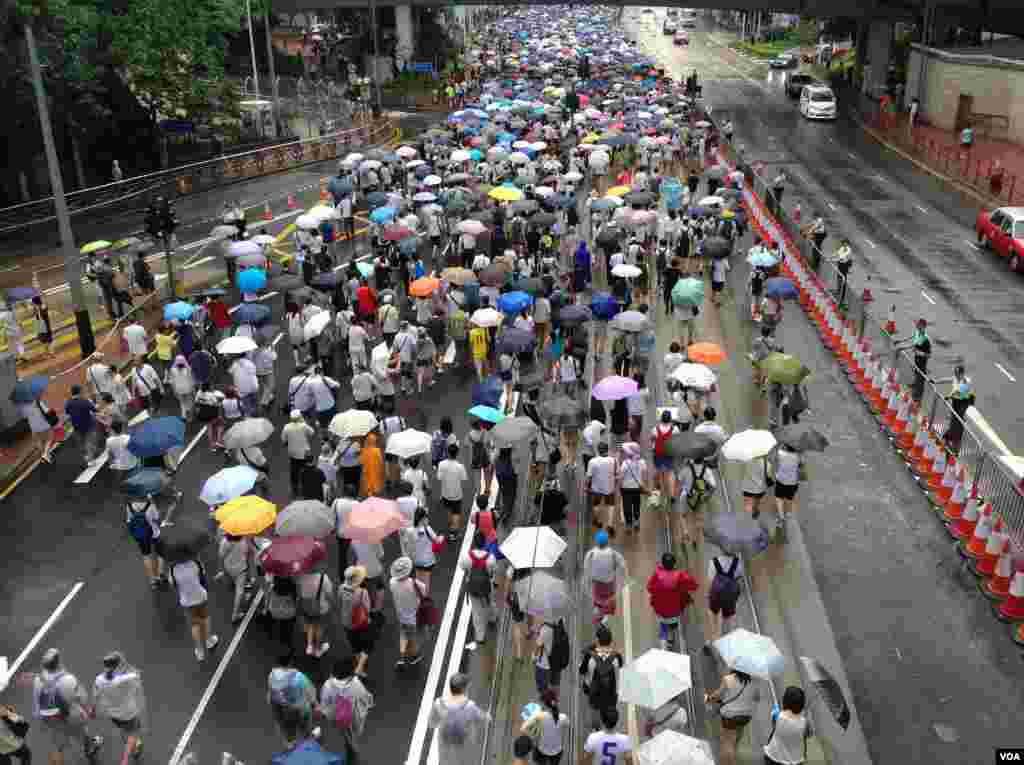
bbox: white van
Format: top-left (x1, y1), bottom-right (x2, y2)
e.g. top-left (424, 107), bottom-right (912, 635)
top-left (799, 85), bottom-right (837, 120)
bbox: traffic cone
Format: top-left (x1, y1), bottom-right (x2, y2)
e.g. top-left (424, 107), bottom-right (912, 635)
top-left (287, 194), bottom-right (298, 210)
top-left (982, 546), bottom-right (1014, 600)
top-left (890, 394), bottom-right (912, 437)
top-left (262, 202), bottom-right (272, 221)
top-left (942, 470), bottom-right (967, 521)
top-left (932, 459), bottom-right (958, 504)
top-left (996, 570), bottom-right (1024, 621)
top-left (901, 415), bottom-right (925, 457)
top-left (881, 387), bottom-right (902, 428)
top-left (973, 525), bottom-right (1007, 578)
top-left (925, 447), bottom-right (947, 492)
top-left (911, 434), bottom-right (937, 476)
top-left (958, 503), bottom-right (994, 559)
top-left (949, 497), bottom-right (981, 541)
top-left (1012, 623), bottom-right (1024, 647)
top-left (855, 355), bottom-right (875, 396)
top-left (883, 304), bottom-right (897, 336)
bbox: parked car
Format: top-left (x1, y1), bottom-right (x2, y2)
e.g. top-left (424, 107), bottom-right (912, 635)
top-left (976, 206), bottom-right (1024, 271)
top-left (770, 53), bottom-right (798, 69)
top-left (674, 31), bottom-right (689, 46)
top-left (799, 85), bottom-right (837, 120)
top-left (786, 73), bottom-right (817, 98)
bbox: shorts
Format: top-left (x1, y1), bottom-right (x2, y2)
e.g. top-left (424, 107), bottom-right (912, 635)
top-left (186, 603), bottom-right (209, 625)
top-left (591, 492), bottom-right (615, 506)
top-left (500, 370), bottom-right (514, 383)
top-left (712, 280), bottom-right (725, 293)
top-left (415, 562), bottom-right (435, 572)
top-left (775, 482), bottom-right (799, 500)
top-left (132, 533), bottom-right (154, 557)
top-left (707, 592), bottom-right (738, 619)
top-left (399, 622), bottom-right (421, 642)
top-left (442, 497), bottom-right (463, 515)
top-left (111, 716), bottom-right (141, 734)
top-left (654, 455), bottom-right (674, 472)
top-left (417, 359), bottom-right (431, 368)
top-left (431, 235), bottom-right (442, 246)
top-left (303, 611), bottom-right (324, 626)
top-left (401, 362), bottom-right (414, 377)
top-left (41, 716), bottom-right (88, 753)
top-left (742, 490), bottom-right (765, 500)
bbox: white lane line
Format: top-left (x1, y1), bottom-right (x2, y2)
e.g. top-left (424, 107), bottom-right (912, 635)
top-left (915, 205), bottom-right (929, 215)
top-left (827, 202), bottom-right (837, 211)
top-left (227, 291), bottom-right (280, 314)
top-left (169, 590), bottom-right (264, 765)
top-left (426, 598), bottom-right (475, 765)
top-left (965, 241), bottom-right (980, 250)
top-left (995, 363), bottom-right (1017, 383)
top-left (622, 582), bottom-right (640, 746)
top-left (178, 426), bottom-right (209, 464)
top-left (864, 238), bottom-right (877, 249)
top-left (2, 582), bottom-right (85, 689)
top-left (272, 332), bottom-right (284, 348)
top-left (73, 452), bottom-right (109, 484)
top-left (847, 152), bottom-right (857, 160)
top-left (921, 291), bottom-right (936, 305)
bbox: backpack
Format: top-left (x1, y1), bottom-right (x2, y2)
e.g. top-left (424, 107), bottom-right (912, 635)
top-left (653, 425), bottom-right (674, 459)
top-left (267, 587), bottom-right (297, 620)
top-left (431, 431), bottom-right (449, 467)
top-left (196, 396), bottom-right (221, 423)
top-left (301, 574), bottom-right (327, 618)
top-left (270, 669), bottom-right (305, 708)
top-left (333, 685), bottom-right (355, 728)
top-left (548, 621), bottom-right (571, 672)
top-left (439, 700), bottom-right (473, 745)
top-left (710, 557), bottom-right (741, 605)
top-left (36, 672), bottom-right (69, 718)
top-left (126, 504), bottom-right (153, 547)
top-left (466, 552), bottom-right (492, 598)
top-left (686, 463), bottom-right (714, 510)
top-left (588, 654), bottom-right (618, 710)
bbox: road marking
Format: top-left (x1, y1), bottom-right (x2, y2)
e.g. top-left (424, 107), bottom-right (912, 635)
top-left (827, 202), bottom-right (837, 211)
top-left (73, 452), bottom-right (109, 484)
top-left (622, 582), bottom-right (640, 746)
top-left (426, 598), bottom-right (474, 765)
top-left (921, 291), bottom-right (936, 305)
top-left (272, 332), bottom-right (284, 348)
top-left (915, 205), bottom-right (929, 215)
top-left (169, 589), bottom-right (264, 765)
top-left (864, 238), bottom-right (877, 248)
top-left (995, 363), bottom-right (1017, 383)
top-left (2, 582), bottom-right (85, 688)
top-left (227, 291), bottom-right (279, 314)
top-left (847, 152), bottom-right (857, 160)
top-left (965, 241), bottom-right (980, 250)
top-left (178, 426), bottom-right (209, 464)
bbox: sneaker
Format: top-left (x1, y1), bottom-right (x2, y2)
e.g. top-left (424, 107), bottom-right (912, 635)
top-left (150, 578), bottom-right (161, 590)
top-left (316, 642), bottom-right (331, 658)
top-left (312, 727), bottom-right (322, 740)
top-left (206, 634), bottom-right (220, 652)
top-left (465, 641), bottom-right (478, 652)
top-left (395, 657), bottom-right (408, 668)
top-left (406, 653), bottom-right (423, 666)
top-left (195, 647), bottom-right (206, 662)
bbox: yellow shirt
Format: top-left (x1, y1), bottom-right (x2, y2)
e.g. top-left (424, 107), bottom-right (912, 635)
top-left (155, 333), bottom-right (176, 360)
top-left (469, 327), bottom-right (489, 359)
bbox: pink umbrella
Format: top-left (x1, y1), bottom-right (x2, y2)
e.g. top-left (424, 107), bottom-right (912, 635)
top-left (593, 375), bottom-right (639, 401)
top-left (342, 497), bottom-right (409, 543)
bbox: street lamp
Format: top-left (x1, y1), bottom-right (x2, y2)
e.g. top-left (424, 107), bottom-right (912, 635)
top-left (245, 0), bottom-right (260, 94)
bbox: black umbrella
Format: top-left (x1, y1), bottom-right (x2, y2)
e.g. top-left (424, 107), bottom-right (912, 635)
top-left (596, 227), bottom-right (621, 247)
top-left (624, 191), bottom-right (655, 207)
top-left (704, 512), bottom-right (770, 558)
top-left (800, 657), bottom-right (851, 731)
top-left (530, 212), bottom-right (558, 227)
top-left (497, 328), bottom-right (536, 354)
top-left (664, 432), bottom-right (718, 461)
top-left (704, 236), bottom-right (732, 260)
top-left (557, 304), bottom-right (593, 326)
top-left (156, 521), bottom-right (213, 564)
top-left (508, 200), bottom-right (539, 216)
top-left (776, 424), bottom-right (829, 453)
top-left (542, 396), bottom-right (587, 427)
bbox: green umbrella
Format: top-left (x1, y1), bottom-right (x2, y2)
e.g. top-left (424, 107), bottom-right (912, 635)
top-left (672, 277), bottom-right (704, 308)
top-left (761, 353), bottom-right (811, 385)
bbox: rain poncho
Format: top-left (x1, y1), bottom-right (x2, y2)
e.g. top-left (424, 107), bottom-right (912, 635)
top-left (573, 241), bottom-right (592, 292)
top-left (93, 657), bottom-right (146, 723)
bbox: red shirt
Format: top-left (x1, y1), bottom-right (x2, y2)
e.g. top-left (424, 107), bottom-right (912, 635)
top-left (356, 286), bottom-right (378, 317)
top-left (208, 300), bottom-right (231, 329)
top-left (646, 566), bottom-right (699, 619)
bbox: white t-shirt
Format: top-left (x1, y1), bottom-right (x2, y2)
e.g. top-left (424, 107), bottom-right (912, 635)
top-left (123, 324), bottom-right (148, 356)
top-left (536, 711), bottom-right (570, 756)
top-left (587, 456), bottom-right (617, 496)
top-left (230, 358), bottom-right (259, 396)
top-left (617, 458), bottom-right (647, 490)
top-left (172, 560), bottom-right (208, 608)
top-left (584, 731), bottom-right (632, 765)
top-left (106, 434), bottom-right (139, 471)
top-left (694, 421), bottom-right (728, 446)
top-left (437, 458), bottom-right (469, 501)
top-left (348, 324), bottom-right (368, 352)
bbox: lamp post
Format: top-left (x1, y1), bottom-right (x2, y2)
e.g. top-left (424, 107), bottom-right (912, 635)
top-left (245, 0), bottom-right (260, 94)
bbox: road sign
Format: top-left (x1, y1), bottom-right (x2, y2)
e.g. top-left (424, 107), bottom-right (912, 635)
top-left (413, 62), bottom-right (434, 73)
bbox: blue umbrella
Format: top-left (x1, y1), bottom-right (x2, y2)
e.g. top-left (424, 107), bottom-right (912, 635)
top-left (356, 262), bottom-right (374, 278)
top-left (237, 269), bottom-right (267, 293)
top-left (468, 405), bottom-right (506, 424)
top-left (121, 468), bottom-right (172, 499)
top-left (10, 376), bottom-right (48, 403)
top-left (232, 303), bottom-right (272, 325)
top-left (127, 416), bottom-right (186, 458)
top-left (312, 272), bottom-right (343, 290)
top-left (164, 301), bottom-right (195, 321)
top-left (765, 278), bottom-right (799, 300)
top-left (497, 328), bottom-right (536, 354)
top-left (365, 192), bottom-right (389, 209)
top-left (498, 290), bottom-right (534, 314)
top-left (328, 177), bottom-right (353, 198)
top-left (590, 198), bottom-right (619, 212)
top-left (199, 465), bottom-right (261, 506)
top-left (590, 292), bottom-right (620, 321)
top-left (369, 207), bottom-right (397, 224)
top-left (5, 287), bottom-right (39, 305)
top-left (471, 376), bottom-right (503, 409)
top-left (399, 237), bottom-right (419, 256)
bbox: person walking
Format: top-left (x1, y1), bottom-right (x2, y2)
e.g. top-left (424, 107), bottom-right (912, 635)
top-left (195, 384), bottom-right (226, 450)
top-left (318, 657), bottom-right (374, 765)
top-left (460, 532), bottom-right (496, 651)
top-left (64, 385), bottom-right (99, 466)
top-left (32, 649), bottom-right (103, 765)
top-left (265, 577), bottom-right (299, 650)
top-left (298, 570), bottom-right (333, 658)
top-left (773, 442), bottom-right (803, 534)
top-left (427, 674), bottom-right (492, 765)
top-left (255, 343), bottom-right (279, 411)
top-left (0, 703), bottom-right (30, 765)
top-left (130, 360), bottom-right (164, 414)
top-left (616, 442), bottom-right (648, 534)
top-left (583, 531), bottom-right (626, 626)
top-left (586, 443), bottom-right (618, 534)
top-left (167, 356), bottom-right (196, 421)
top-left (229, 353), bottom-right (260, 417)
top-left (646, 553), bottom-right (698, 649)
top-left (338, 567), bottom-right (375, 677)
top-left (388, 556), bottom-right (425, 667)
top-left (268, 655), bottom-right (317, 743)
top-left (437, 443), bottom-right (470, 541)
top-left (282, 411), bottom-right (316, 496)
top-left (219, 533), bottom-right (255, 624)
top-left (91, 652), bottom-right (145, 761)
top-left (741, 456), bottom-right (771, 519)
top-left (705, 550), bottom-right (743, 649)
top-left (401, 508), bottom-right (442, 590)
top-left (169, 557), bottom-right (219, 662)
top-left (522, 691), bottom-right (569, 765)
top-left (764, 686), bottom-right (812, 765)
top-left (704, 668), bottom-right (757, 765)
top-left (583, 708), bottom-right (632, 765)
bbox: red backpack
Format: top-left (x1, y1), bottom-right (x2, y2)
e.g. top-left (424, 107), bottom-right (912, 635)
top-left (654, 425), bottom-right (674, 458)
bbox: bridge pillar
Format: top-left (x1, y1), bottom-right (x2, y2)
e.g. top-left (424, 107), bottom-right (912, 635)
top-left (395, 4), bottom-right (415, 69)
top-left (859, 19), bottom-right (893, 98)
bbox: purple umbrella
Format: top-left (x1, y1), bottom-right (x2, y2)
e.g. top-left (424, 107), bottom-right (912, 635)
top-left (593, 375), bottom-right (639, 402)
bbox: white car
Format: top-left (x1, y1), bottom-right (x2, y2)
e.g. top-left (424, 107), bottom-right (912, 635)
top-left (800, 85), bottom-right (837, 120)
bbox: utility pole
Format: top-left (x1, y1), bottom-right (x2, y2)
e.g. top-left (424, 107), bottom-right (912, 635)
top-left (264, 12), bottom-right (281, 136)
top-left (369, 0), bottom-right (382, 115)
top-left (146, 198), bottom-right (179, 299)
top-left (245, 0), bottom-right (260, 94)
top-left (24, 22), bottom-right (96, 357)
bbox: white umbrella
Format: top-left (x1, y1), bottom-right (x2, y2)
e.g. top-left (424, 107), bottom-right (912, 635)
top-left (395, 145), bottom-right (418, 159)
top-left (406, 159), bottom-right (427, 168)
top-left (470, 307), bottom-right (502, 328)
top-left (216, 336), bottom-right (259, 355)
top-left (385, 429), bottom-right (433, 459)
top-left (619, 649), bottom-right (692, 709)
top-left (500, 526), bottom-right (567, 569)
top-left (636, 731), bottom-right (714, 765)
top-left (713, 629), bottom-right (785, 679)
top-left (601, 194), bottom-right (623, 207)
top-left (223, 417), bottom-right (275, 450)
top-left (563, 171), bottom-right (583, 182)
top-left (227, 240), bottom-right (262, 258)
top-left (457, 220), bottom-right (488, 235)
top-left (450, 149), bottom-right (472, 163)
top-left (308, 205), bottom-right (340, 221)
top-left (414, 192), bottom-right (437, 202)
top-left (304, 311), bottom-right (332, 342)
top-left (721, 429), bottom-right (777, 462)
top-left (295, 214), bottom-right (320, 230)
top-left (423, 175), bottom-right (443, 187)
top-left (611, 264), bottom-right (642, 279)
top-left (699, 196), bottom-right (724, 208)
top-left (670, 363), bottom-right (717, 391)
top-left (210, 224), bottom-right (237, 241)
top-left (250, 234), bottom-right (275, 245)
top-left (509, 152), bottom-right (530, 165)
top-left (512, 140), bottom-right (531, 149)
top-left (514, 571), bottom-right (570, 617)
top-left (360, 159), bottom-right (382, 171)
top-left (344, 152), bottom-right (365, 164)
top-left (533, 186), bottom-right (556, 198)
top-left (329, 409), bottom-right (379, 439)
top-left (531, 141), bottom-right (547, 152)
top-left (589, 154), bottom-right (610, 169)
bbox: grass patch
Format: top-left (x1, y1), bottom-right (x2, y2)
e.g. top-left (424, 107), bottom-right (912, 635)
top-left (730, 33), bottom-right (801, 59)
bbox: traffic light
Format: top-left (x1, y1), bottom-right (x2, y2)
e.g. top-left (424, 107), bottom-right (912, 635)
top-left (159, 198), bottom-right (179, 235)
top-left (144, 202), bottom-right (161, 237)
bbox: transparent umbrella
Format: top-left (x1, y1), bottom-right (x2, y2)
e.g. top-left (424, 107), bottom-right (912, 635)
top-left (636, 731), bottom-right (714, 765)
top-left (223, 418), bottom-right (275, 450)
top-left (500, 526), bottom-right (568, 569)
top-left (514, 571), bottom-right (570, 618)
top-left (619, 649), bottom-right (692, 709)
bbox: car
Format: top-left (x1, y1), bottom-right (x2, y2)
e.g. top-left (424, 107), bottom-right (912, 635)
top-left (663, 22), bottom-right (677, 34)
top-left (976, 207), bottom-right (1024, 270)
top-left (770, 53), bottom-right (798, 68)
top-left (785, 73), bottom-right (817, 98)
top-left (674, 31), bottom-right (689, 46)
top-left (799, 85), bottom-right (837, 120)
top-left (666, 8), bottom-right (679, 17)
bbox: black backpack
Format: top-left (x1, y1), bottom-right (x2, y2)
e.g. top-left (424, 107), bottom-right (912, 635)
top-left (466, 553), bottom-right (492, 598)
top-left (588, 654), bottom-right (618, 710)
top-left (548, 620), bottom-right (571, 672)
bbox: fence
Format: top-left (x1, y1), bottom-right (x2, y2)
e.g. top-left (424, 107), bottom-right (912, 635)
top-left (717, 137), bottom-right (1024, 568)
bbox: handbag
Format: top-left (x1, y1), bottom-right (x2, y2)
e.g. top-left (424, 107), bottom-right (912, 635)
top-left (431, 535), bottom-right (446, 555)
top-left (415, 581), bottom-right (440, 628)
top-left (37, 400), bottom-right (59, 428)
top-left (350, 593), bottom-right (370, 631)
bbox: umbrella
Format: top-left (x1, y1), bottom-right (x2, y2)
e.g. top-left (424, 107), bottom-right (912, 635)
top-left (441, 267), bottom-right (476, 286)
top-left (259, 536), bottom-right (328, 576)
top-left (514, 571), bottom-right (570, 617)
top-left (342, 498), bottom-right (408, 543)
top-left (541, 396), bottom-right (586, 428)
top-left (215, 495), bottom-right (277, 536)
top-left (457, 220), bottom-right (489, 235)
top-left (237, 252), bottom-right (267, 269)
top-left (593, 375), bottom-right (638, 401)
top-left (295, 214), bottom-right (321, 230)
top-left (490, 186), bottom-right (525, 202)
top-left (121, 468), bottom-right (172, 499)
top-left (471, 307), bottom-right (503, 328)
top-left (761, 353), bottom-right (810, 385)
top-left (590, 292), bottom-right (620, 322)
top-left (664, 432), bottom-right (718, 461)
top-left (703, 236), bottom-right (731, 260)
top-left (312, 272), bottom-right (342, 291)
top-left (232, 303), bottom-right (272, 325)
top-left (776, 424), bottom-right (829, 453)
top-left (156, 522), bottom-right (212, 564)
top-left (396, 145), bottom-right (418, 158)
top-left (383, 226), bottom-right (415, 242)
top-left (468, 405), bottom-right (505, 424)
top-left (10, 376), bottom-right (48, 404)
top-left (210, 225), bottom-right (237, 241)
top-left (80, 240), bottom-right (112, 254)
top-left (800, 657), bottom-right (851, 731)
top-left (496, 328), bottom-right (535, 355)
top-left (747, 250), bottom-right (779, 268)
top-left (611, 264), bottom-right (643, 279)
top-left (237, 269), bottom-right (267, 293)
top-left (705, 512), bottom-right (771, 557)
top-left (471, 377), bottom-right (503, 409)
top-left (636, 731), bottom-right (714, 765)
top-left (223, 417), bottom-right (275, 450)
top-left (609, 310), bottom-right (648, 333)
top-left (553, 303), bottom-right (591, 327)
top-left (670, 363), bottom-right (716, 391)
top-left (478, 265), bottom-right (510, 289)
top-left (606, 185), bottom-right (631, 197)
top-left (619, 649), bottom-right (692, 709)
top-left (491, 416), bottom-right (539, 446)
top-left (216, 336), bottom-right (258, 355)
top-left (275, 500), bottom-right (335, 538)
top-left (127, 416), bottom-right (185, 457)
top-left (385, 429), bottom-right (433, 459)
top-left (687, 342), bottom-right (727, 366)
top-left (714, 629), bottom-right (785, 679)
top-left (369, 207), bottom-right (397, 224)
top-left (409, 277), bottom-right (441, 297)
top-left (200, 466), bottom-right (261, 506)
top-left (304, 311), bottom-right (332, 342)
top-left (672, 278), bottom-right (704, 307)
top-left (500, 526), bottom-right (568, 569)
top-left (365, 192), bottom-right (390, 208)
top-left (164, 301), bottom-right (195, 322)
top-left (624, 191), bottom-right (656, 207)
top-left (5, 287), bottom-right (39, 305)
top-left (765, 278), bottom-right (799, 300)
top-left (330, 409), bottom-right (378, 438)
top-left (722, 429), bottom-right (777, 462)
top-left (498, 291), bottom-right (533, 314)
top-left (308, 204), bottom-right (340, 221)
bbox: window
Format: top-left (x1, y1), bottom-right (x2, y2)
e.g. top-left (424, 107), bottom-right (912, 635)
top-left (811, 91), bottom-right (834, 103)
top-left (1013, 221), bottom-right (1024, 239)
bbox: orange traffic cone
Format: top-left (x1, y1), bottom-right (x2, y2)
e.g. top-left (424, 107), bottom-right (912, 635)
top-left (949, 497), bottom-right (981, 541)
top-left (890, 394), bottom-right (912, 437)
top-left (925, 447), bottom-right (948, 492)
top-left (262, 202), bottom-right (272, 221)
top-left (913, 434), bottom-right (938, 477)
top-left (942, 467), bottom-right (968, 521)
top-left (973, 525), bottom-right (1007, 578)
top-left (319, 179), bottom-right (330, 202)
top-left (958, 503), bottom-right (994, 559)
top-left (884, 304), bottom-right (897, 336)
top-left (996, 571), bottom-right (1024, 621)
top-left (932, 459), bottom-right (958, 503)
top-left (982, 547), bottom-right (1014, 600)
top-left (287, 194), bottom-right (298, 210)
top-left (896, 411), bottom-right (919, 452)
top-left (905, 416), bottom-right (928, 461)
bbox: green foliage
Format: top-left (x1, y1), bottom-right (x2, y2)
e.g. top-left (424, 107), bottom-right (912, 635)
top-left (796, 18), bottom-right (818, 47)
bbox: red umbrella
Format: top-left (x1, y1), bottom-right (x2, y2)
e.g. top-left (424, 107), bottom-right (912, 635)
top-left (259, 535), bottom-right (327, 576)
top-left (383, 226), bottom-right (415, 242)
top-left (342, 497), bottom-right (409, 543)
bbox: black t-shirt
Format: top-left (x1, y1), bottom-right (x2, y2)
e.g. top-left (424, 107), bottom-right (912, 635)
top-left (538, 489), bottom-right (569, 525)
top-left (299, 465), bottom-right (326, 501)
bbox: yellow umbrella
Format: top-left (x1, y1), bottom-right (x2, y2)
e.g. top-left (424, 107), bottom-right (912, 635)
top-left (581, 134), bottom-right (601, 144)
top-left (215, 495), bottom-right (278, 536)
top-left (489, 186), bottom-right (524, 202)
top-left (80, 240), bottom-right (112, 254)
top-left (606, 185), bottom-right (632, 197)
top-left (722, 210), bottom-right (736, 219)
